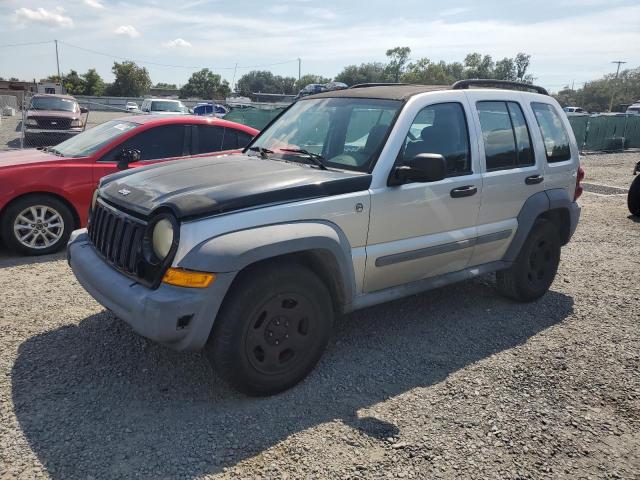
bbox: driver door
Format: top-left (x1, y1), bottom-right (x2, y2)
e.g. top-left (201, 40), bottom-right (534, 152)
top-left (364, 99), bottom-right (483, 292)
top-left (93, 124), bottom-right (189, 183)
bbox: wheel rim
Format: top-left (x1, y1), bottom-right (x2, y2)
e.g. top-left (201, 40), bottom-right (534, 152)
top-left (527, 238), bottom-right (555, 287)
top-left (13, 205), bottom-right (65, 249)
top-left (244, 292), bottom-right (317, 376)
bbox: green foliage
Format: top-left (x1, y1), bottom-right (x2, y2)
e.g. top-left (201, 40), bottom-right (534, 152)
top-left (385, 46), bottom-right (412, 83)
top-left (154, 82), bottom-right (177, 89)
top-left (82, 69), bottom-right (105, 96)
top-left (334, 62), bottom-right (389, 85)
top-left (179, 69), bottom-right (230, 99)
top-left (294, 74), bottom-right (331, 91)
top-left (42, 69), bottom-right (105, 96)
top-left (553, 67), bottom-right (640, 112)
top-left (107, 61), bottom-right (152, 97)
top-left (235, 70), bottom-right (297, 96)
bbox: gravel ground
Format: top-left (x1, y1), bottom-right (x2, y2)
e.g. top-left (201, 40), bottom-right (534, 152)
top-left (0, 153), bottom-right (639, 479)
top-left (0, 111), bottom-right (136, 150)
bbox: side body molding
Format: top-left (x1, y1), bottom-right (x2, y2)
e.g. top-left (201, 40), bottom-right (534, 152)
top-left (178, 221), bottom-right (357, 306)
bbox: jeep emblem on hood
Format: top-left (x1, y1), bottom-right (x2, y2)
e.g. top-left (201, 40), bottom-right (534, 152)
top-left (118, 188), bottom-right (131, 196)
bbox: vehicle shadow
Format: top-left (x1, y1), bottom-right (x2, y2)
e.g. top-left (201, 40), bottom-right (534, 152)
top-left (12, 280), bottom-right (574, 479)
top-left (627, 214), bottom-right (640, 223)
top-left (0, 249), bottom-right (66, 269)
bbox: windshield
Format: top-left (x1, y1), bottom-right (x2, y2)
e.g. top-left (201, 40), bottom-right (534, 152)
top-left (248, 97), bottom-right (401, 171)
top-left (30, 96), bottom-right (78, 112)
top-left (54, 120), bottom-right (138, 157)
top-left (151, 101), bottom-right (184, 112)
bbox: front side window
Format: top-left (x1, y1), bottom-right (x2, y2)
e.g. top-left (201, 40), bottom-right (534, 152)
top-left (477, 101), bottom-right (534, 170)
top-left (101, 125), bottom-right (186, 162)
top-left (248, 97), bottom-right (401, 171)
top-left (402, 102), bottom-right (471, 176)
top-left (531, 102), bottom-right (572, 162)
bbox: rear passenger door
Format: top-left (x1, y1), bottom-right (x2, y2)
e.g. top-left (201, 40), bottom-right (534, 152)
top-left (467, 92), bottom-right (545, 267)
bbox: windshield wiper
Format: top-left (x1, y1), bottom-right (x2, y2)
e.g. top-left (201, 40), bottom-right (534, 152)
top-left (44, 146), bottom-right (64, 156)
top-left (247, 146), bottom-right (274, 159)
top-left (279, 148), bottom-right (327, 170)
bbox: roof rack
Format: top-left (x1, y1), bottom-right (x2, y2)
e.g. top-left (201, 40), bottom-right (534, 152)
top-left (452, 79), bottom-right (548, 96)
top-left (349, 83), bottom-right (407, 89)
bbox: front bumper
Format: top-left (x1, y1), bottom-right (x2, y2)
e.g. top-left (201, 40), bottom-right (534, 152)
top-left (25, 128), bottom-right (83, 135)
top-left (67, 229), bottom-right (235, 351)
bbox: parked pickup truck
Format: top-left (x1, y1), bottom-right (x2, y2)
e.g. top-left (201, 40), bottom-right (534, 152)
top-left (68, 80), bottom-right (583, 396)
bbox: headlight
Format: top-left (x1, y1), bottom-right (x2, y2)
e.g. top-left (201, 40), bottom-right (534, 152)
top-left (26, 118), bottom-right (38, 126)
top-left (91, 189), bottom-right (99, 212)
top-left (152, 218), bottom-right (175, 260)
top-left (71, 119), bottom-right (83, 127)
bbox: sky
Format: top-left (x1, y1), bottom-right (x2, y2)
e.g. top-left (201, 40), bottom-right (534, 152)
top-left (1, 0), bottom-right (639, 93)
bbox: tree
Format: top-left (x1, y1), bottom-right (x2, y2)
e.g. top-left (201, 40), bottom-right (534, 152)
top-left (294, 74), bottom-right (331, 91)
top-left (493, 58), bottom-right (517, 81)
top-left (515, 53), bottom-right (531, 82)
top-left (179, 69), bottom-right (230, 99)
top-left (464, 53), bottom-right (495, 79)
top-left (107, 61), bottom-right (152, 97)
top-left (61, 70), bottom-right (85, 95)
top-left (334, 62), bottom-right (388, 86)
top-left (402, 59), bottom-right (463, 85)
top-left (154, 82), bottom-right (177, 89)
top-left (83, 68), bottom-right (105, 96)
top-left (385, 46), bottom-right (411, 83)
top-left (236, 70), bottom-right (297, 96)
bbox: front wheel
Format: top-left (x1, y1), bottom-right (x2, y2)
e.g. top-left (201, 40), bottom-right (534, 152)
top-left (1, 195), bottom-right (74, 255)
top-left (496, 219), bottom-right (561, 302)
top-left (628, 175), bottom-right (640, 216)
top-left (206, 262), bottom-right (334, 396)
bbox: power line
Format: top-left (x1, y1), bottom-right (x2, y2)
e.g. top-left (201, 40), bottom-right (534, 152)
top-left (58, 40), bottom-right (299, 71)
top-left (0, 40), bottom-right (54, 48)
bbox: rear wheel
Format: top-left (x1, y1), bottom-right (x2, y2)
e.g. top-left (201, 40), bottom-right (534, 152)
top-left (206, 262), bottom-right (334, 396)
top-left (1, 195), bottom-right (74, 255)
top-left (497, 219), bottom-right (561, 302)
top-left (628, 175), bottom-right (640, 216)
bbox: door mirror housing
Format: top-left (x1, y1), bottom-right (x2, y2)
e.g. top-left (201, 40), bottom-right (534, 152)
top-left (393, 153), bottom-right (447, 184)
top-left (116, 149), bottom-right (141, 170)
top-left (80, 107), bottom-right (89, 114)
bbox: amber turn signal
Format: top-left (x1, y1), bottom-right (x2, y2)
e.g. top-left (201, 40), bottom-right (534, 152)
top-left (162, 268), bottom-right (216, 288)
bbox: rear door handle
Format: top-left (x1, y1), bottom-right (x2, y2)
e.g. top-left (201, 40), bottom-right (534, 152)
top-left (450, 185), bottom-right (478, 198)
top-left (525, 175), bottom-right (544, 185)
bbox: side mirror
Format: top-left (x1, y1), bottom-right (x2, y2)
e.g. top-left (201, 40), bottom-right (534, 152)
top-left (80, 107), bottom-right (89, 114)
top-left (394, 153), bottom-right (447, 184)
top-left (116, 149), bottom-right (141, 170)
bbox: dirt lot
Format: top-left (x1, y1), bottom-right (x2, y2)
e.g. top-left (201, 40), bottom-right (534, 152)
top-left (0, 153), bottom-right (638, 479)
top-left (0, 111), bottom-right (135, 150)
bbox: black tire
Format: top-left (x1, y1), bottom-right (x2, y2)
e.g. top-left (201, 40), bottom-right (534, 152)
top-left (628, 175), bottom-right (640, 216)
top-left (496, 219), bottom-right (561, 302)
top-left (0, 194), bottom-right (74, 255)
top-left (206, 262), bottom-right (334, 396)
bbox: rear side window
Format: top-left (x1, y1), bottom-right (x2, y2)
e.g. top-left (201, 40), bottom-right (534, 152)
top-left (402, 102), bottom-right (471, 177)
top-left (531, 102), bottom-right (572, 162)
top-left (197, 125), bottom-right (224, 153)
top-left (477, 101), bottom-right (534, 171)
top-left (222, 129), bottom-right (238, 150)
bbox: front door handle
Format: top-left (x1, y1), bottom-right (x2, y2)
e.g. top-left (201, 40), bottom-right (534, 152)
top-left (450, 185), bottom-right (478, 198)
top-left (525, 175), bottom-right (544, 185)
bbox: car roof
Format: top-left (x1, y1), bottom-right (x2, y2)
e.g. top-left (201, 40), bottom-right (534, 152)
top-left (307, 84), bottom-right (449, 101)
top-left (118, 114), bottom-right (259, 133)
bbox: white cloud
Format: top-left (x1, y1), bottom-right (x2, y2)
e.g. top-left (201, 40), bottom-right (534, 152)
top-left (303, 7), bottom-right (337, 20)
top-left (114, 25), bottom-right (141, 38)
top-left (83, 0), bottom-right (105, 9)
top-left (268, 5), bottom-right (290, 15)
top-left (14, 7), bottom-right (74, 28)
top-left (440, 7), bottom-right (470, 17)
top-left (163, 38), bottom-right (192, 48)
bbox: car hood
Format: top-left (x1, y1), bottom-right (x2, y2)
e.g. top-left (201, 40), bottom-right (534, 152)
top-left (100, 154), bottom-right (372, 220)
top-left (27, 109), bottom-right (80, 119)
top-left (0, 148), bottom-right (71, 169)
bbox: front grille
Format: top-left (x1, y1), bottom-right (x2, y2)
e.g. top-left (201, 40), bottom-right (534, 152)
top-left (34, 117), bottom-right (72, 130)
top-left (88, 201), bottom-right (147, 277)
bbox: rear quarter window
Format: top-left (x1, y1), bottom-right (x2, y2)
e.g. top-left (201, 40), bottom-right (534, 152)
top-left (531, 102), bottom-right (572, 162)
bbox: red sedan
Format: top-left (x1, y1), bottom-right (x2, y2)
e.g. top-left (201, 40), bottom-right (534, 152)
top-left (0, 115), bottom-right (258, 255)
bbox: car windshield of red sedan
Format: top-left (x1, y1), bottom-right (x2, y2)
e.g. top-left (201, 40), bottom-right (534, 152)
top-left (53, 120), bottom-right (138, 158)
top-left (29, 97), bottom-right (78, 112)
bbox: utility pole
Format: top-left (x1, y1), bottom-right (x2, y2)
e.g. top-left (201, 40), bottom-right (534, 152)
top-left (608, 60), bottom-right (626, 112)
top-left (298, 58), bottom-right (301, 81)
top-left (231, 62), bottom-right (238, 93)
top-left (54, 39), bottom-right (61, 82)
